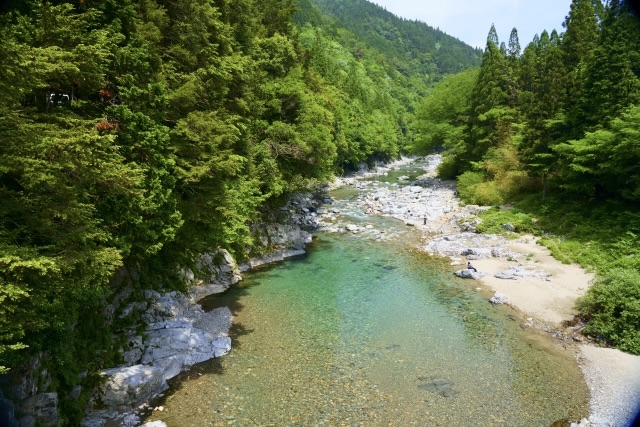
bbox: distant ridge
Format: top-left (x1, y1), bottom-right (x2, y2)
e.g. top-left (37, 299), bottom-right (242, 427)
top-left (296, 0), bottom-right (482, 77)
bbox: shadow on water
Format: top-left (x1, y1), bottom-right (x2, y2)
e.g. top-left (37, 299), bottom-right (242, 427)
top-left (198, 277), bottom-right (260, 313)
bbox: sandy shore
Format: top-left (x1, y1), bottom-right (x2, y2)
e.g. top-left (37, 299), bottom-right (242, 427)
top-left (409, 163), bottom-right (640, 427)
top-left (469, 236), bottom-right (640, 427)
top-left (469, 235), bottom-right (593, 325)
top-left (337, 155), bottom-right (640, 427)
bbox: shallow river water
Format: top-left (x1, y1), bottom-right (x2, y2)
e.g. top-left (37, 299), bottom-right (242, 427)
top-left (146, 164), bottom-right (588, 427)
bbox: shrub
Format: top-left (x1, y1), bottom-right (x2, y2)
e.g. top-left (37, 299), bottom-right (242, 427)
top-left (457, 172), bottom-right (504, 205)
top-left (457, 171), bottom-right (484, 203)
top-left (473, 181), bottom-right (504, 205)
top-left (476, 207), bottom-right (540, 235)
top-left (578, 268), bottom-right (640, 355)
top-left (496, 170), bottom-right (537, 198)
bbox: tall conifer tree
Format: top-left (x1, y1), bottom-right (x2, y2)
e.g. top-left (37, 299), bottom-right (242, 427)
top-left (562, 0), bottom-right (599, 138)
top-left (465, 25), bottom-right (515, 164)
top-left (580, 0), bottom-right (640, 129)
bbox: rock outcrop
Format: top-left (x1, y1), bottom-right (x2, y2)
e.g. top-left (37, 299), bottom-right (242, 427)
top-left (0, 355), bottom-right (60, 427)
top-left (81, 192), bottom-right (323, 426)
top-left (82, 290), bottom-right (232, 427)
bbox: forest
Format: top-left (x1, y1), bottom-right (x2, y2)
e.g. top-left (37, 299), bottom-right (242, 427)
top-left (0, 0), bottom-right (480, 420)
top-left (0, 0), bottom-right (639, 423)
top-left (411, 0), bottom-right (640, 354)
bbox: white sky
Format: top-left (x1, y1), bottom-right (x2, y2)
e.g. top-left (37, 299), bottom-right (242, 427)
top-left (372, 0), bottom-right (573, 49)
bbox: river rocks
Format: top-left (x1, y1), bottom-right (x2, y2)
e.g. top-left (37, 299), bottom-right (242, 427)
top-left (494, 265), bottom-right (550, 281)
top-left (97, 366), bottom-right (166, 409)
top-left (239, 249), bottom-right (306, 271)
top-left (345, 223), bottom-right (360, 233)
top-left (195, 249), bottom-right (242, 288)
top-left (84, 291), bottom-right (233, 426)
top-left (239, 223), bottom-right (312, 272)
top-left (454, 268), bottom-right (483, 280)
top-left (490, 292), bottom-right (509, 304)
top-left (255, 223), bottom-right (312, 250)
top-left (417, 376), bottom-right (457, 398)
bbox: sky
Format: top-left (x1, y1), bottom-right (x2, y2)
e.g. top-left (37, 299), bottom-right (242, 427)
top-left (371, 0), bottom-right (574, 50)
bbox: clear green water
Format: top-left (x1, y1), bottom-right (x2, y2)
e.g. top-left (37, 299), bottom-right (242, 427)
top-left (146, 161), bottom-right (588, 426)
top-left (147, 232), bottom-right (587, 427)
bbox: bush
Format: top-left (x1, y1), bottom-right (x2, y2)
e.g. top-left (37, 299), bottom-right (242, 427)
top-left (476, 207), bottom-right (540, 235)
top-left (473, 181), bottom-right (504, 205)
top-left (495, 170), bottom-right (538, 198)
top-left (436, 155), bottom-right (459, 180)
top-left (457, 172), bottom-right (504, 205)
top-left (577, 268), bottom-right (640, 354)
top-left (457, 171), bottom-right (484, 203)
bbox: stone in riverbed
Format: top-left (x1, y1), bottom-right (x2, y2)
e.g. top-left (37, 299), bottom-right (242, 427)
top-left (490, 292), bottom-right (509, 304)
top-left (345, 224), bottom-right (359, 232)
top-left (98, 365), bottom-right (166, 408)
top-left (454, 269), bottom-right (482, 280)
top-left (417, 376), bottom-right (457, 397)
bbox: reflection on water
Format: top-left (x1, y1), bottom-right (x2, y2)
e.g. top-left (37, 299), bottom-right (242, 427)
top-left (146, 230), bottom-right (588, 426)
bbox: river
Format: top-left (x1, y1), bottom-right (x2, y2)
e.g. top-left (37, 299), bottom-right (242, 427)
top-left (145, 160), bottom-right (588, 426)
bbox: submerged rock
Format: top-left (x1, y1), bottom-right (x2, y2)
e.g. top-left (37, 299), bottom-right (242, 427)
top-left (417, 376), bottom-right (457, 398)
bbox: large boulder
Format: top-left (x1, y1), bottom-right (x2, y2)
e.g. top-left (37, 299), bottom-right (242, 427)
top-left (454, 269), bottom-right (482, 280)
top-left (97, 365), bottom-right (165, 409)
top-left (86, 293), bottom-right (233, 425)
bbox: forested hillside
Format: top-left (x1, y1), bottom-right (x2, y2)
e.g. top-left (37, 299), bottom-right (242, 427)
top-left (0, 0), bottom-right (481, 420)
top-left (411, 0), bottom-right (640, 354)
top-left (304, 0), bottom-right (482, 77)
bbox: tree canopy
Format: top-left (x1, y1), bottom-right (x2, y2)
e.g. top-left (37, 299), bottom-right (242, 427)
top-left (0, 2), bottom-right (481, 417)
top-left (412, 0), bottom-right (640, 354)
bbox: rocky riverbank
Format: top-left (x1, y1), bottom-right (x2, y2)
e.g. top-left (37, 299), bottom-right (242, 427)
top-left (0, 191), bottom-right (326, 427)
top-left (8, 155), bottom-right (637, 427)
top-left (319, 154), bottom-right (640, 427)
top-left (80, 194), bottom-right (327, 427)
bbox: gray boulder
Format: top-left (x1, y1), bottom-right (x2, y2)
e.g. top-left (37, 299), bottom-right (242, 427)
top-left (454, 269), bottom-right (482, 280)
top-left (502, 223), bottom-right (516, 232)
top-left (98, 365), bottom-right (166, 408)
top-left (489, 292), bottom-right (509, 304)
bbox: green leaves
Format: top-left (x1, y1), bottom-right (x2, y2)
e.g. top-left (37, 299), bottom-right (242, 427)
top-left (578, 268), bottom-right (640, 354)
top-left (555, 106), bottom-right (640, 201)
top-left (412, 68), bottom-right (478, 154)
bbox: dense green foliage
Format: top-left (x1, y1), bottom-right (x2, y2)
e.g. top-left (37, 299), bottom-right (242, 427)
top-left (304, 0), bottom-right (482, 78)
top-left (412, 0), bottom-right (640, 353)
top-left (0, 0), bottom-right (481, 419)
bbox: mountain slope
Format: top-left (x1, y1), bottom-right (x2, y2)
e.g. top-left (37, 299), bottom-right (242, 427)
top-left (303, 0), bottom-right (482, 78)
